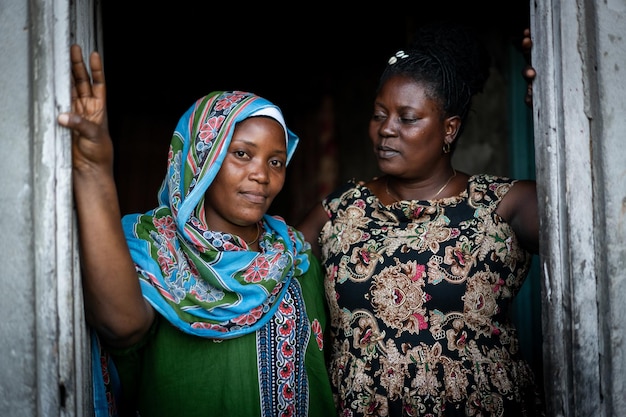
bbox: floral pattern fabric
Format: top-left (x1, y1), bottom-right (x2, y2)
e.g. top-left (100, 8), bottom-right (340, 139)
top-left (122, 91), bottom-right (307, 339)
top-left (320, 174), bottom-right (544, 417)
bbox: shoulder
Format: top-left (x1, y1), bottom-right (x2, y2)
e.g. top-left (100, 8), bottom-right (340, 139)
top-left (468, 174), bottom-right (536, 207)
top-left (469, 173), bottom-right (515, 188)
top-left (496, 179), bottom-right (537, 220)
top-left (467, 174), bottom-right (517, 208)
top-left (466, 175), bottom-right (538, 254)
top-left (493, 178), bottom-right (539, 254)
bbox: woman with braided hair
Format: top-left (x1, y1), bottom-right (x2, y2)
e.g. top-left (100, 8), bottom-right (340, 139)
top-left (298, 24), bottom-right (544, 416)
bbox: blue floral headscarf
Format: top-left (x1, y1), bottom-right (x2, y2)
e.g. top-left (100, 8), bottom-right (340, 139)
top-left (121, 91), bottom-right (310, 339)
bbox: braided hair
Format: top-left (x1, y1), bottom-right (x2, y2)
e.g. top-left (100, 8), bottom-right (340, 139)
top-left (378, 22), bottom-right (491, 144)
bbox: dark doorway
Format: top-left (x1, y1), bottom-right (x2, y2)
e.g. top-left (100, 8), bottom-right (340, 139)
top-left (99, 0), bottom-right (541, 397)
top-left (100, 3), bottom-right (531, 223)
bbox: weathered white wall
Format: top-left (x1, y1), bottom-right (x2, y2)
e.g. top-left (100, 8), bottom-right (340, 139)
top-left (0, 0), bottom-right (99, 416)
top-left (0, 0), bottom-right (38, 412)
top-left (532, 0), bottom-right (626, 416)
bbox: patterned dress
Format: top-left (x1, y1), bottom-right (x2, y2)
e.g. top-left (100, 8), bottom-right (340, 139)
top-left (320, 175), bottom-right (544, 417)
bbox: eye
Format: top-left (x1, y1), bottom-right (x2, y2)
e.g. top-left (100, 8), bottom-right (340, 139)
top-left (371, 113), bottom-right (387, 122)
top-left (399, 112), bottom-right (419, 124)
top-left (269, 158), bottom-right (285, 169)
top-left (233, 150), bottom-right (250, 160)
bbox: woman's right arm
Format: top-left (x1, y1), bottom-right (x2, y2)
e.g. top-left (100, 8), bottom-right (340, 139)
top-left (58, 45), bottom-right (154, 348)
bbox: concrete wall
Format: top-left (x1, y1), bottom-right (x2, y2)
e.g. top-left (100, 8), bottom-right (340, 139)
top-left (0, 1), bottom-right (98, 416)
top-left (0, 1), bottom-right (39, 412)
top-left (532, 1), bottom-right (626, 416)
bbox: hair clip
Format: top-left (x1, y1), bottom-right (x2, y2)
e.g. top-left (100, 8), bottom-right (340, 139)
top-left (388, 50), bottom-right (409, 65)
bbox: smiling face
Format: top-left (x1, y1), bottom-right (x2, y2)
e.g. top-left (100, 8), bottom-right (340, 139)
top-left (203, 116), bottom-right (287, 235)
top-left (369, 74), bottom-right (460, 180)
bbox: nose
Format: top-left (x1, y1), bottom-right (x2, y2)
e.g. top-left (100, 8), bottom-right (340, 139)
top-left (376, 117), bottom-right (397, 138)
top-left (248, 161), bottom-right (270, 183)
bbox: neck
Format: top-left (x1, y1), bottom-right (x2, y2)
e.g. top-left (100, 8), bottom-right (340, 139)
top-left (244, 222), bottom-right (261, 246)
top-left (385, 169), bottom-right (457, 202)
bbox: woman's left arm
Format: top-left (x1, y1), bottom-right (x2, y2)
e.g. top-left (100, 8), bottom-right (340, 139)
top-left (497, 180), bottom-right (540, 254)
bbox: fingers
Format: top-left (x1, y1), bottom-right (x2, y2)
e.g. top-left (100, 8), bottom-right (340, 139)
top-left (521, 35), bottom-right (532, 53)
top-left (59, 44), bottom-right (109, 137)
top-left (524, 84), bottom-right (533, 108)
top-left (57, 112), bottom-right (73, 127)
top-left (520, 28), bottom-right (534, 109)
top-left (522, 64), bottom-right (535, 108)
top-left (69, 45), bottom-right (105, 101)
top-left (521, 28), bottom-right (532, 62)
top-left (88, 50), bottom-right (106, 102)
top-left (57, 112), bottom-right (91, 140)
top-left (70, 45), bottom-right (93, 98)
top-left (57, 112), bottom-right (84, 129)
top-left (58, 111), bottom-right (107, 146)
top-left (57, 112), bottom-right (93, 136)
top-left (523, 66), bottom-right (536, 81)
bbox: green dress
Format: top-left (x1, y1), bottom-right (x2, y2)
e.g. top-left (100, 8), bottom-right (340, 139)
top-left (91, 92), bottom-right (336, 417)
top-left (109, 251), bottom-right (334, 417)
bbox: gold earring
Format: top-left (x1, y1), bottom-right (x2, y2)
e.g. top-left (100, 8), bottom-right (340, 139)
top-left (443, 142), bottom-right (451, 154)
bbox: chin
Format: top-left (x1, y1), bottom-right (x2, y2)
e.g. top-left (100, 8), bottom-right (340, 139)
top-left (376, 159), bottom-right (393, 172)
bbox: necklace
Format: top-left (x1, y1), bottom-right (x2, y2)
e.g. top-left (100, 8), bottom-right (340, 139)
top-left (385, 169), bottom-right (457, 202)
top-left (245, 222), bottom-right (261, 246)
top-left (432, 168), bottom-right (457, 198)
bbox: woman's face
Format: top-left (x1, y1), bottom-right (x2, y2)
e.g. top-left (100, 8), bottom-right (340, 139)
top-left (369, 74), bottom-right (458, 179)
top-left (204, 116), bottom-right (287, 233)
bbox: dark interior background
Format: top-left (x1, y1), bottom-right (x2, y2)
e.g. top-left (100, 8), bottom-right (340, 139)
top-left (100, 2), bottom-right (531, 224)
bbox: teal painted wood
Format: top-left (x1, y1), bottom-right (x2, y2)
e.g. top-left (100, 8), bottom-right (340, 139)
top-left (507, 45), bottom-right (543, 380)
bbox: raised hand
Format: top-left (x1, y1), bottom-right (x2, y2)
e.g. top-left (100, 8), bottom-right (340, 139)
top-left (57, 44), bottom-right (113, 174)
top-left (57, 45), bottom-right (154, 346)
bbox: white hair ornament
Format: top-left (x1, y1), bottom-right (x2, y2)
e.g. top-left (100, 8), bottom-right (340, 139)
top-left (388, 50), bottom-right (409, 65)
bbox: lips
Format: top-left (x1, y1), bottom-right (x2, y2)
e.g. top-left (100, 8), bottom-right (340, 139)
top-left (240, 191), bottom-right (268, 204)
top-left (376, 145), bottom-right (400, 159)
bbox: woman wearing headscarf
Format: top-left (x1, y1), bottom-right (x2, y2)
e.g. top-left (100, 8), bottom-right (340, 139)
top-left (57, 45), bottom-right (334, 417)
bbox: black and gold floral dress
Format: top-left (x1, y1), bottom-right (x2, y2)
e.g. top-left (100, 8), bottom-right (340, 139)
top-left (320, 174), bottom-right (544, 417)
